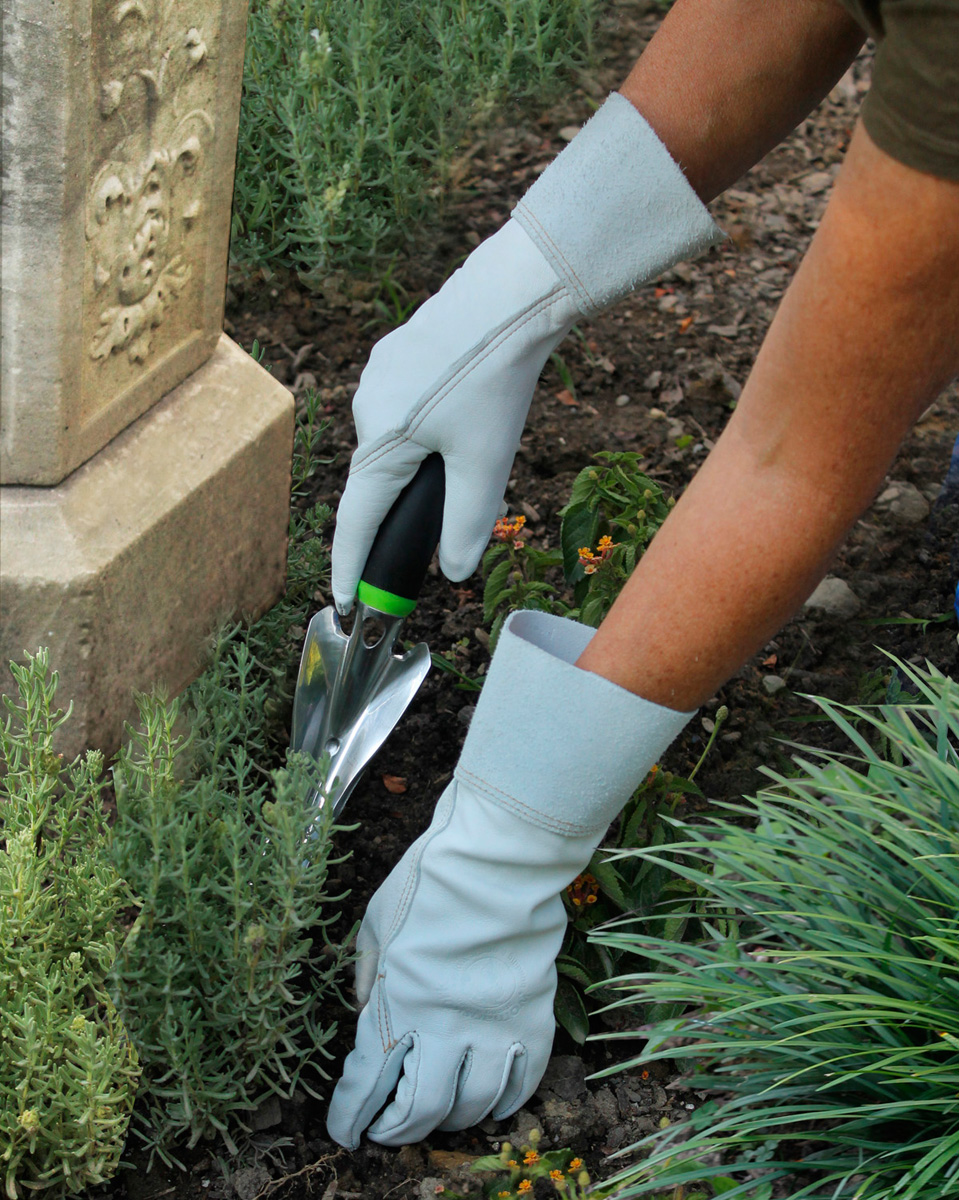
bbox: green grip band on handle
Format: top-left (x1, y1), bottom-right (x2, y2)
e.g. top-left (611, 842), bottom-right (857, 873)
top-left (356, 581), bottom-right (417, 618)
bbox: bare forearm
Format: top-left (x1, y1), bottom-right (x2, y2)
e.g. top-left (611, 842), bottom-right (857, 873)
top-left (621, 0), bottom-right (865, 202)
top-left (577, 123), bottom-right (959, 710)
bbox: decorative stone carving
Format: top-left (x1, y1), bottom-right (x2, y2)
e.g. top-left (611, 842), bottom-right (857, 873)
top-left (1, 4), bottom-right (297, 756)
top-left (1, 0), bottom-right (250, 485)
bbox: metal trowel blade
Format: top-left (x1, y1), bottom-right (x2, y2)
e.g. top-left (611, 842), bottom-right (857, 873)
top-left (290, 603), bottom-right (431, 818)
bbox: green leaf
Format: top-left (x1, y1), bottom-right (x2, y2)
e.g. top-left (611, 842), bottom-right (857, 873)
top-left (482, 558), bottom-right (512, 623)
top-left (554, 976), bottom-right (589, 1044)
top-left (588, 852), bottom-right (630, 911)
top-left (560, 501), bottom-right (600, 581)
top-left (556, 955), bottom-right (594, 988)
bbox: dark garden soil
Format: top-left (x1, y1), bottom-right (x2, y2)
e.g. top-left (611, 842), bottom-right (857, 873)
top-left (92, 3), bottom-right (958, 1199)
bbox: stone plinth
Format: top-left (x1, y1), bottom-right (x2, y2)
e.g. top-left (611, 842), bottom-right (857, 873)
top-left (1, 0), bottom-right (250, 485)
top-left (0, 336), bottom-right (294, 758)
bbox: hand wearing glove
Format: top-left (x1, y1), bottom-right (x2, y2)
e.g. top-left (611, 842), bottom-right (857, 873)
top-left (331, 93), bottom-right (723, 612)
top-left (326, 609), bottom-right (694, 1147)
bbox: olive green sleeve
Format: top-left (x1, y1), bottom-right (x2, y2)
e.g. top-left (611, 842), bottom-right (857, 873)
top-left (859, 0), bottom-right (959, 180)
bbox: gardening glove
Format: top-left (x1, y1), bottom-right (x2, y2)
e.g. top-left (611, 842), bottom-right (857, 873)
top-left (331, 93), bottom-right (723, 612)
top-left (326, 609), bottom-right (694, 1147)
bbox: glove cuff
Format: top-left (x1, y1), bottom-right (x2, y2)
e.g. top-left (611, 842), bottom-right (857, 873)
top-left (513, 92), bottom-right (724, 315)
top-left (456, 610), bottom-right (694, 837)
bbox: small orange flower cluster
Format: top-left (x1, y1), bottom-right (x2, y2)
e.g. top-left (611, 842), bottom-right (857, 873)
top-left (493, 514), bottom-right (527, 548)
top-left (577, 534), bottom-right (616, 574)
top-left (566, 872), bottom-right (600, 907)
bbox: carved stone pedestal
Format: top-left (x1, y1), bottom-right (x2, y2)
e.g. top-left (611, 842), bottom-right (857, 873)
top-left (1, 339), bottom-right (293, 756)
top-left (1, 0), bottom-right (295, 755)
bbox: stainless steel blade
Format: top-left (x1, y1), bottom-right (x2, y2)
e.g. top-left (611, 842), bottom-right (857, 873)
top-left (290, 600), bottom-right (431, 826)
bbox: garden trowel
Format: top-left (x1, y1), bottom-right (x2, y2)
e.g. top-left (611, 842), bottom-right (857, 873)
top-left (290, 454), bottom-right (445, 829)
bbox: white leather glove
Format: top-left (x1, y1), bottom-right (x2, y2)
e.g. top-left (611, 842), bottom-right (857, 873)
top-left (330, 94), bottom-right (723, 611)
top-left (326, 610), bottom-right (694, 1147)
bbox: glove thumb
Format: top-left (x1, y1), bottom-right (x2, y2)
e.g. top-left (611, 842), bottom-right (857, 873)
top-left (354, 913), bottom-right (382, 1008)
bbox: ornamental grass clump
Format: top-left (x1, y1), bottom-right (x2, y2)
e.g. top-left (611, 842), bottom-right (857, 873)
top-left (592, 658), bottom-right (959, 1199)
top-left (1, 652), bottom-right (140, 1199)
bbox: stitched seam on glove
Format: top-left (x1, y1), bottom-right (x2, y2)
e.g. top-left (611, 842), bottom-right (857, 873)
top-left (454, 764), bottom-right (606, 838)
top-left (349, 285), bottom-right (569, 474)
top-left (377, 972), bottom-right (396, 1053)
top-left (382, 786), bottom-right (458, 948)
top-left (514, 198), bottom-right (596, 312)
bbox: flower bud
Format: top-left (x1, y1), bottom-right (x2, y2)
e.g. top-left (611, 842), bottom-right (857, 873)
top-left (244, 923), bottom-right (266, 950)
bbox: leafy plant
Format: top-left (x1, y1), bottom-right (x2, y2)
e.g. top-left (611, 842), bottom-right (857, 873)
top-left (1, 652), bottom-right (140, 1199)
top-left (232, 0), bottom-right (599, 278)
top-left (438, 1128), bottom-right (622, 1198)
top-left (591, 657), bottom-right (959, 1200)
top-left (482, 513), bottom-right (568, 648)
top-left (558, 452), bottom-right (674, 627)
top-left (481, 453), bottom-right (677, 644)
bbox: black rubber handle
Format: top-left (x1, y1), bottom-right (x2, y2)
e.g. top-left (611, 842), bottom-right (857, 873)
top-left (359, 454), bottom-right (446, 610)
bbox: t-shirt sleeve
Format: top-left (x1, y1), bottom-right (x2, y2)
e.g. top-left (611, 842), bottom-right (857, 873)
top-left (860, 1), bottom-right (959, 180)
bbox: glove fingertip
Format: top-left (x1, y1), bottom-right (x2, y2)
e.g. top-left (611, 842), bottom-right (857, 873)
top-left (437, 535), bottom-right (488, 584)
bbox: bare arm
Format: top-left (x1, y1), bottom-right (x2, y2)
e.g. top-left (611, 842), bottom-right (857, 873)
top-left (620, 0), bottom-right (866, 201)
top-left (577, 121), bottom-right (959, 709)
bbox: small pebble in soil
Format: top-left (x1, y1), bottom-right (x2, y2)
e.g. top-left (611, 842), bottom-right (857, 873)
top-left (615, 393), bottom-right (631, 406)
top-left (762, 674), bottom-right (787, 695)
top-left (804, 574), bottom-right (862, 618)
top-left (874, 480), bottom-right (931, 525)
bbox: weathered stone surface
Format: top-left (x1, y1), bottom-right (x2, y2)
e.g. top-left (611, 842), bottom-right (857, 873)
top-left (874, 481), bottom-right (931, 526)
top-left (0, 336), bottom-right (293, 758)
top-left (803, 574), bottom-right (862, 619)
top-left (1, 0), bottom-right (250, 485)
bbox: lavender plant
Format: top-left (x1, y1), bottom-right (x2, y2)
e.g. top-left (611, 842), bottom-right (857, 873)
top-left (107, 385), bottom-right (350, 1164)
top-left (110, 685), bottom-right (352, 1163)
top-left (1, 652), bottom-right (140, 1199)
top-left (232, 0), bottom-right (598, 277)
